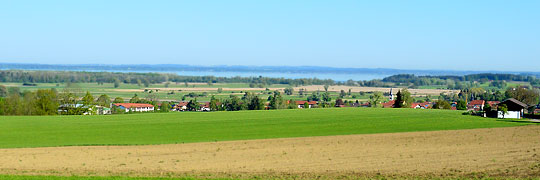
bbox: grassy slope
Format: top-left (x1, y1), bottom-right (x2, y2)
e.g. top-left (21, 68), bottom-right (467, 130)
top-left (0, 108), bottom-right (528, 148)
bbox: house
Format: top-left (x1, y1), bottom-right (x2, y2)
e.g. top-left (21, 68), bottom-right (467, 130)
top-left (200, 102), bottom-right (211, 111)
top-left (382, 100), bottom-right (395, 108)
top-left (468, 100), bottom-right (485, 111)
top-left (295, 101), bottom-right (318, 108)
top-left (349, 103), bottom-right (360, 107)
top-left (534, 109), bottom-right (540, 114)
top-left (486, 101), bottom-right (500, 110)
top-left (497, 98), bottom-right (528, 119)
top-left (95, 106), bottom-right (111, 115)
top-left (58, 104), bottom-right (94, 115)
top-left (360, 102), bottom-right (370, 107)
top-left (174, 102), bottom-right (189, 111)
top-left (411, 102), bottom-right (431, 109)
top-left (114, 103), bottom-right (154, 112)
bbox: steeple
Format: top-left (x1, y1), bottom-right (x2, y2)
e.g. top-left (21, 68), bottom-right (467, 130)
top-left (389, 88), bottom-right (394, 100)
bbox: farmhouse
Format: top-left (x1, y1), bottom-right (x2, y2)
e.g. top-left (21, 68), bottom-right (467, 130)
top-left (411, 102), bottom-right (431, 109)
top-left (486, 101), bottom-right (500, 109)
top-left (174, 102), bottom-right (189, 111)
top-left (114, 103), bottom-right (154, 112)
top-left (201, 102), bottom-right (211, 111)
top-left (295, 101), bottom-right (318, 108)
top-left (497, 98), bottom-right (527, 119)
top-left (468, 100), bottom-right (485, 111)
top-left (382, 100), bottom-right (395, 108)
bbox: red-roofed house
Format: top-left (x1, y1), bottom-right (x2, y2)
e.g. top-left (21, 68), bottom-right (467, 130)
top-left (486, 101), bottom-right (500, 110)
top-left (114, 103), bottom-right (155, 112)
top-left (411, 102), bottom-right (431, 109)
top-left (295, 101), bottom-right (318, 108)
top-left (382, 100), bottom-right (395, 108)
top-left (174, 102), bottom-right (189, 111)
top-left (468, 100), bottom-right (485, 111)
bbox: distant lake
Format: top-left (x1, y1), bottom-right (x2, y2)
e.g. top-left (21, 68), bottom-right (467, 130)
top-left (80, 70), bottom-right (391, 81)
top-left (172, 71), bottom-right (390, 81)
top-left (2, 68), bottom-right (392, 81)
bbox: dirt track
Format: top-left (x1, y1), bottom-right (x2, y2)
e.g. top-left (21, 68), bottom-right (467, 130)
top-left (1, 126), bottom-right (539, 179)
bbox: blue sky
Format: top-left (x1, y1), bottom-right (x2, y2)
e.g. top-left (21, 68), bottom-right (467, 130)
top-left (0, 0), bottom-right (539, 71)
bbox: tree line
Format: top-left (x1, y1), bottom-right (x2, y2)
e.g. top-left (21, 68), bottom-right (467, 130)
top-left (382, 73), bottom-right (540, 89)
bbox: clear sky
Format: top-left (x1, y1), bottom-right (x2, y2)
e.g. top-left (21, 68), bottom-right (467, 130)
top-left (0, 0), bottom-right (539, 71)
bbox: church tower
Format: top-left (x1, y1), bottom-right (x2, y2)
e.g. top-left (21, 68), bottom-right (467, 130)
top-left (389, 88), bottom-right (394, 100)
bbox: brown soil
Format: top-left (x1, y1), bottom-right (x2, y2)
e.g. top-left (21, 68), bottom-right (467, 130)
top-left (1, 126), bottom-right (539, 179)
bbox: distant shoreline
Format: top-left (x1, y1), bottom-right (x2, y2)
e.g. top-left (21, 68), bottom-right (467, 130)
top-left (1, 63), bottom-right (539, 79)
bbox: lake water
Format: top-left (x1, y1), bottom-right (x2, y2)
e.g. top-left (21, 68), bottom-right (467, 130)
top-left (172, 71), bottom-right (390, 81)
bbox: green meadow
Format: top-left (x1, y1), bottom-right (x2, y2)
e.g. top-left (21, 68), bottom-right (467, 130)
top-left (0, 108), bottom-right (527, 149)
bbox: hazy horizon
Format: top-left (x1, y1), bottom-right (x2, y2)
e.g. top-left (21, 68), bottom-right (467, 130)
top-left (1, 1), bottom-right (539, 71)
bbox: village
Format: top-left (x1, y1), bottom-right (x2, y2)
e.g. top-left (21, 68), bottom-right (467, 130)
top-left (78, 87), bottom-right (539, 120)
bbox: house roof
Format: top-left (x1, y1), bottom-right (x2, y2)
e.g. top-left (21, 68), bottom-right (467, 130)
top-left (382, 100), bottom-right (395, 108)
top-left (500, 98), bottom-right (528, 108)
top-left (114, 103), bottom-right (154, 108)
top-left (175, 102), bottom-right (189, 106)
top-left (469, 100), bottom-right (485, 106)
top-left (487, 101), bottom-right (500, 106)
top-left (295, 101), bottom-right (318, 105)
top-left (410, 102), bottom-right (431, 108)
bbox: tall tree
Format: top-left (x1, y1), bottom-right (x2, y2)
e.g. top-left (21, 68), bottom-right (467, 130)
top-left (160, 102), bottom-right (171, 112)
top-left (96, 94), bottom-right (111, 107)
top-left (456, 100), bottom-right (467, 110)
top-left (505, 86), bottom-right (539, 105)
top-left (113, 97), bottom-right (124, 103)
top-left (393, 90), bottom-right (403, 108)
top-left (369, 91), bottom-right (383, 108)
top-left (82, 91), bottom-right (94, 106)
top-left (34, 89), bottom-right (59, 115)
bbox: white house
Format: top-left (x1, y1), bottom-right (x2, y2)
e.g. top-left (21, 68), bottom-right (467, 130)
top-left (113, 103), bottom-right (155, 112)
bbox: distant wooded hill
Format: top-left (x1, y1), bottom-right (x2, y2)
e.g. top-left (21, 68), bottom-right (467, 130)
top-left (0, 70), bottom-right (538, 89)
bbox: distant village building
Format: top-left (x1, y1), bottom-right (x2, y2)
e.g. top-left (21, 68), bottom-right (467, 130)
top-left (382, 100), bottom-right (395, 108)
top-left (468, 100), bottom-right (485, 111)
top-left (114, 103), bottom-right (154, 112)
top-left (174, 102), bottom-right (189, 111)
top-left (411, 102), bottom-right (431, 109)
top-left (497, 98), bottom-right (527, 119)
top-left (389, 88), bottom-right (395, 101)
top-left (295, 101), bottom-right (318, 108)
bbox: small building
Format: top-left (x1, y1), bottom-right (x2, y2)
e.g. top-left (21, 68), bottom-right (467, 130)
top-left (486, 101), bottom-right (500, 110)
top-left (114, 103), bottom-right (154, 112)
top-left (411, 102), bottom-right (431, 109)
top-left (468, 100), bottom-right (485, 111)
top-left (200, 102), bottom-right (211, 111)
top-left (497, 98), bottom-right (528, 119)
top-left (174, 102), bottom-right (189, 111)
top-left (389, 88), bottom-right (395, 101)
top-left (382, 100), bottom-right (395, 108)
top-left (95, 106), bottom-right (111, 115)
top-left (295, 101), bottom-right (318, 108)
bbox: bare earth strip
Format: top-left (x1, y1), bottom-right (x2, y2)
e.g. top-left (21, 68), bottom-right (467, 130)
top-left (1, 126), bottom-right (539, 179)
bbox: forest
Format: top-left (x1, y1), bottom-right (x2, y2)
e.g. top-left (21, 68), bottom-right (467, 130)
top-left (0, 70), bottom-right (539, 89)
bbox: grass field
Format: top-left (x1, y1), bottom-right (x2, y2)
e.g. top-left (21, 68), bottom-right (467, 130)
top-left (3, 82), bottom-right (455, 103)
top-left (0, 108), bottom-right (528, 148)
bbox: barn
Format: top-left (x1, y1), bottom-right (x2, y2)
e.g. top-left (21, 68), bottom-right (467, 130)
top-left (497, 98), bottom-right (528, 119)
